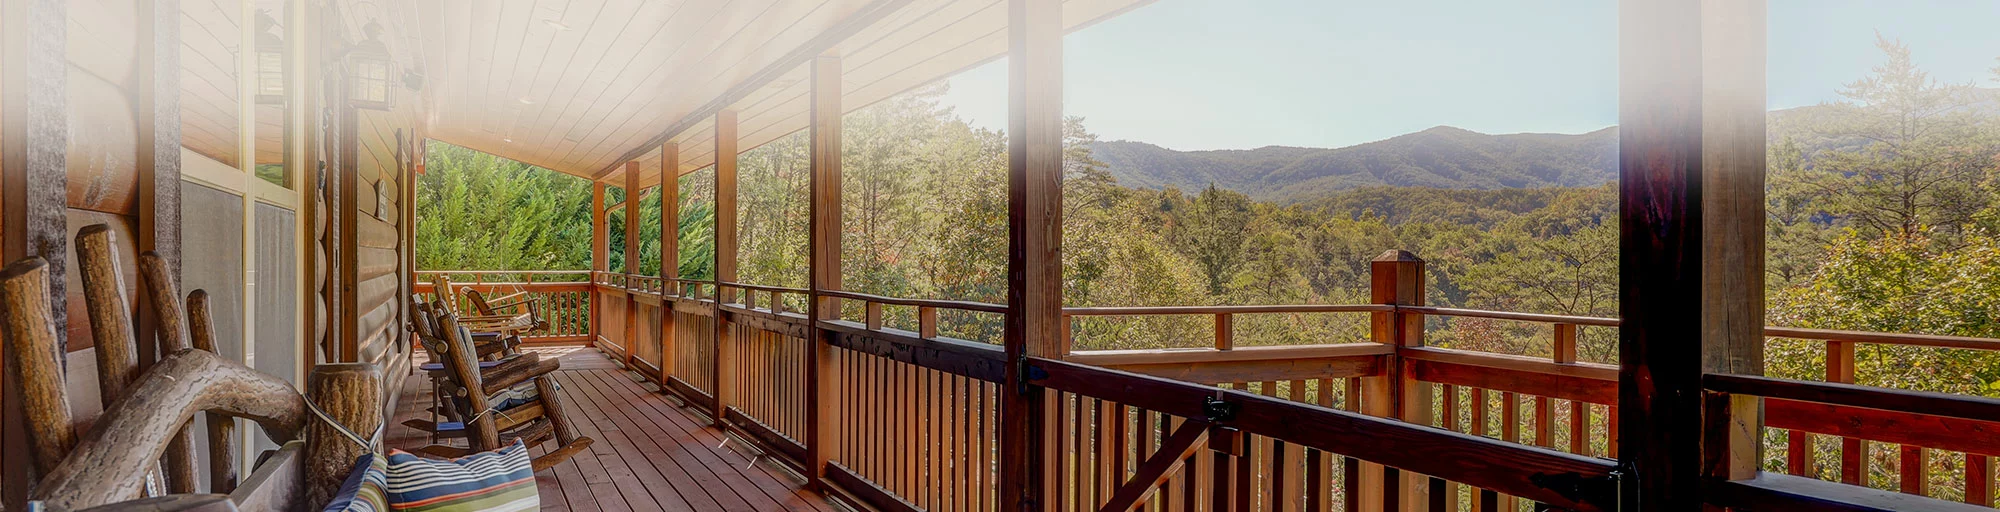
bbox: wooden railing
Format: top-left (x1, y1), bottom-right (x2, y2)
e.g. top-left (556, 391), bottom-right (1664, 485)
top-left (415, 270), bottom-right (594, 343)
top-left (555, 253), bottom-right (2000, 511)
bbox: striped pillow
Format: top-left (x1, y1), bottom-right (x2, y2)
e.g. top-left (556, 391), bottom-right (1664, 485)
top-left (384, 440), bottom-right (538, 512)
top-left (322, 453), bottom-right (389, 512)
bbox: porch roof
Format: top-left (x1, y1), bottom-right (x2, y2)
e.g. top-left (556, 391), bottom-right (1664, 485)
top-left (412, 0), bottom-right (1152, 187)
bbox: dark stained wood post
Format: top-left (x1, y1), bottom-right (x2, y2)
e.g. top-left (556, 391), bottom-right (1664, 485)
top-left (625, 161), bottom-right (643, 365)
top-left (304, 363), bottom-right (382, 507)
top-left (1005, 0), bottom-right (1063, 508)
top-left (1370, 250), bottom-right (1427, 509)
top-left (714, 109), bottom-right (740, 424)
top-left (1618, 0), bottom-right (1766, 509)
top-left (137, 0), bottom-right (183, 371)
top-left (660, 142), bottom-right (681, 379)
top-left (1, 0), bottom-right (69, 505)
top-left (806, 53), bottom-right (844, 487)
top-left (591, 182), bottom-right (608, 345)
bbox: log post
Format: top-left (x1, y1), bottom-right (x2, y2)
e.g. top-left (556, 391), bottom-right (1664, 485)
top-left (138, 253), bottom-right (200, 494)
top-left (303, 363), bottom-right (382, 507)
top-left (1004, 0), bottom-right (1063, 507)
top-left (0, 259), bottom-right (76, 476)
top-left (188, 290), bottom-right (238, 493)
top-left (1618, 0), bottom-right (1766, 509)
top-left (806, 52), bottom-right (845, 487)
top-left (75, 226), bottom-right (141, 413)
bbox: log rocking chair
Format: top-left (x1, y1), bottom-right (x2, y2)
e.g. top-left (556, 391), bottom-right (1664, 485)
top-left (404, 300), bottom-right (592, 470)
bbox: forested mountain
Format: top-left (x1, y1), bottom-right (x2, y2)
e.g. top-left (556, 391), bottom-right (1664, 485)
top-left (1090, 126), bottom-right (1618, 203)
top-left (420, 35), bottom-right (1999, 425)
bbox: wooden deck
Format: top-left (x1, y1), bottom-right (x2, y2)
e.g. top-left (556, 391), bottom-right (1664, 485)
top-left (387, 345), bottom-right (838, 512)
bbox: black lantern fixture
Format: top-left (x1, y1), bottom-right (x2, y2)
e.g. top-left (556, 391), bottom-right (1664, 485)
top-left (254, 9), bottom-right (286, 104)
top-left (346, 20), bottom-right (394, 110)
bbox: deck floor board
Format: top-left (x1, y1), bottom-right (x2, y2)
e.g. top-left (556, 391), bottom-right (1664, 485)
top-left (387, 346), bottom-right (834, 512)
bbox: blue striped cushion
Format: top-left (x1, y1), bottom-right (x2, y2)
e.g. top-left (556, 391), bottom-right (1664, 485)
top-left (321, 453), bottom-right (388, 512)
top-left (384, 440), bottom-right (538, 512)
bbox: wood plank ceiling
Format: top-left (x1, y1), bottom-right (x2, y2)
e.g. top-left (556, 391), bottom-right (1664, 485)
top-left (413, 0), bottom-right (1151, 188)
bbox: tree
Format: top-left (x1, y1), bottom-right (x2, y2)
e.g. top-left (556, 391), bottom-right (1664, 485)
top-left (1177, 184), bottom-right (1254, 296)
top-left (1779, 35), bottom-right (2000, 243)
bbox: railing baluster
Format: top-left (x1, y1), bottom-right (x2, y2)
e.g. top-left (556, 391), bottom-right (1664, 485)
top-left (1215, 312), bottom-right (1233, 351)
top-left (918, 306), bottom-right (938, 338)
top-left (1968, 454), bottom-right (1993, 507)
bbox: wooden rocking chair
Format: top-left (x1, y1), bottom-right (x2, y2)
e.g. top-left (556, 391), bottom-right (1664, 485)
top-left (426, 275), bottom-right (541, 357)
top-left (406, 305), bottom-right (592, 470)
top-left (403, 297), bottom-right (537, 438)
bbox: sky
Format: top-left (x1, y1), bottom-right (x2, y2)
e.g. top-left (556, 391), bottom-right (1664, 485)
top-left (937, 0), bottom-right (2000, 151)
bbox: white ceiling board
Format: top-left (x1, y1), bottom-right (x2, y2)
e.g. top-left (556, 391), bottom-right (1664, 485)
top-left (417, 0), bottom-right (1152, 183)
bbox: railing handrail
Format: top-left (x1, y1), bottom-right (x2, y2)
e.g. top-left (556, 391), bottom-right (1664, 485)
top-left (416, 269), bottom-right (593, 275)
top-left (1062, 304), bottom-right (1393, 316)
top-left (717, 281), bottom-right (811, 295)
top-left (818, 289), bottom-right (1008, 314)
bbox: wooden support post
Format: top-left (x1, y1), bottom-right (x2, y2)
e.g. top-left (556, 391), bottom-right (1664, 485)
top-left (807, 53), bottom-right (845, 485)
top-left (714, 109), bottom-right (739, 424)
top-left (1, 0), bottom-right (70, 504)
top-left (624, 162), bottom-right (642, 364)
top-left (591, 183), bottom-right (608, 346)
top-left (661, 142), bottom-right (681, 380)
top-left (303, 363), bottom-right (381, 508)
top-left (1367, 250), bottom-right (1426, 510)
top-left (1214, 313), bottom-right (1233, 351)
top-left (1827, 340), bottom-right (1867, 486)
top-left (1618, 0), bottom-right (1766, 509)
top-left (1005, 0), bottom-right (1063, 507)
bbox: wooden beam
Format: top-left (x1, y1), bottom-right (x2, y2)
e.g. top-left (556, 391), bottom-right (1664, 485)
top-left (1004, 0), bottom-right (1064, 508)
top-left (1618, 0), bottom-right (1766, 509)
top-left (1100, 420), bottom-right (1210, 512)
top-left (591, 183), bottom-right (609, 273)
top-left (715, 110), bottom-right (739, 298)
top-left (1699, 0), bottom-right (1767, 487)
top-left (807, 53), bottom-right (844, 486)
top-left (623, 161), bottom-right (641, 364)
top-left (660, 142), bottom-right (680, 383)
top-left (713, 109), bottom-right (739, 425)
top-left (1, 0), bottom-right (68, 504)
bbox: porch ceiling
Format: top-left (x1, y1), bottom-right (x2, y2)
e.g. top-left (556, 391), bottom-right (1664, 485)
top-left (415, 0), bottom-right (1151, 189)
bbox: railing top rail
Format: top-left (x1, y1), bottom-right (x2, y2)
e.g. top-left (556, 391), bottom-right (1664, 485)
top-left (818, 289), bottom-right (1008, 314)
top-left (718, 281), bottom-right (811, 295)
top-left (1399, 306), bottom-right (1622, 327)
top-left (416, 270), bottom-right (593, 275)
top-left (1763, 326), bottom-right (2000, 351)
top-left (1062, 304), bottom-right (1393, 316)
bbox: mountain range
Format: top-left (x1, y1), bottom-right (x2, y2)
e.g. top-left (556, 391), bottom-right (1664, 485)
top-left (1092, 89), bottom-right (2000, 204)
top-left (1089, 126), bottom-right (1619, 203)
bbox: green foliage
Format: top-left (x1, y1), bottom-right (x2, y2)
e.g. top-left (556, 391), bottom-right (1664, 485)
top-left (416, 142), bottom-right (596, 272)
top-left (416, 141), bottom-right (716, 278)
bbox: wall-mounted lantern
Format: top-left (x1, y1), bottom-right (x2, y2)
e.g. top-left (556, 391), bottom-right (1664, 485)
top-left (254, 9), bottom-right (286, 104)
top-left (346, 21), bottom-right (394, 110)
